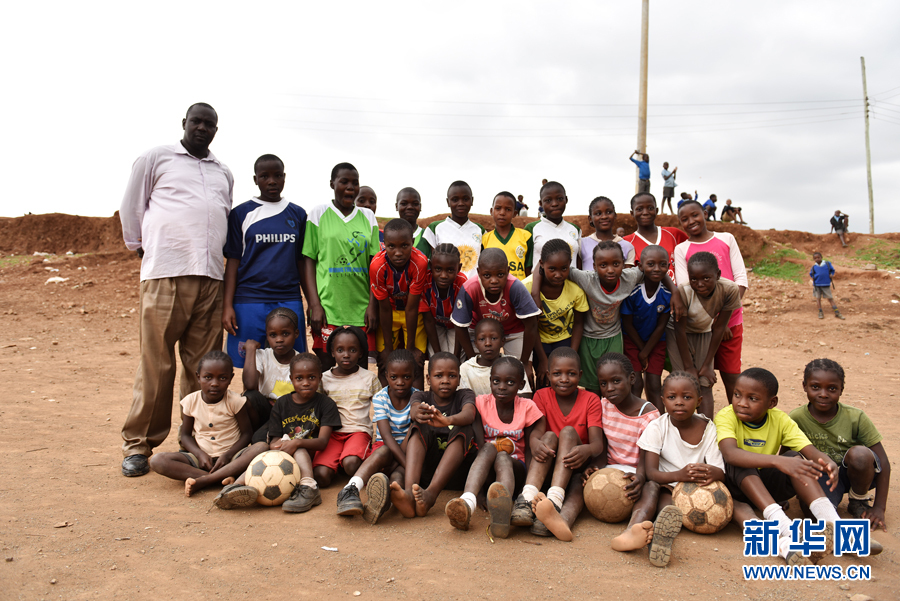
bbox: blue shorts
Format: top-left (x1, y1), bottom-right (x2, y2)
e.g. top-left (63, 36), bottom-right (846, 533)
top-left (818, 448), bottom-right (881, 506)
top-left (226, 300), bottom-right (306, 368)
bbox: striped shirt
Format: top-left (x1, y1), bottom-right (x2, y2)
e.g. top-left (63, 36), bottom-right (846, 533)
top-left (601, 397), bottom-right (660, 468)
top-left (420, 271), bottom-right (467, 329)
top-left (370, 248), bottom-right (429, 311)
top-left (372, 386), bottom-right (416, 444)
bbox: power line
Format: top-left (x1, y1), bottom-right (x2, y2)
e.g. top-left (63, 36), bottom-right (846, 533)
top-left (873, 100), bottom-right (900, 108)
top-left (872, 113), bottom-right (900, 126)
top-left (873, 84), bottom-right (900, 97)
top-left (871, 105), bottom-right (900, 116)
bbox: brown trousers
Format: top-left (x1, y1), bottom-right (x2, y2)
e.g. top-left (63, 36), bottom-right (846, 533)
top-left (121, 276), bottom-right (224, 457)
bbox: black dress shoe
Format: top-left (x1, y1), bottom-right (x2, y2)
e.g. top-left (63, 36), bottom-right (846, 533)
top-left (122, 454), bottom-right (150, 477)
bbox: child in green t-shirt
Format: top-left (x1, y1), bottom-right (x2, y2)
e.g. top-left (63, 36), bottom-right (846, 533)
top-left (790, 358), bottom-right (890, 532)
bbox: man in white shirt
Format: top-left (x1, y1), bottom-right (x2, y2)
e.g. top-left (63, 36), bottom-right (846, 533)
top-left (118, 103), bottom-right (234, 477)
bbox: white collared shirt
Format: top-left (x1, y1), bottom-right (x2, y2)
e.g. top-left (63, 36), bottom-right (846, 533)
top-left (525, 216), bottom-right (581, 269)
top-left (120, 143), bottom-right (234, 282)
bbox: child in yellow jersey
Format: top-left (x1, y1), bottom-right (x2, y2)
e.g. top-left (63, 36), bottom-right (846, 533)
top-left (482, 191), bottom-right (533, 281)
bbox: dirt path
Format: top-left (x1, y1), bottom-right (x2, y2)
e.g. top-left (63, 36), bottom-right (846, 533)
top-left (1, 251), bottom-right (897, 601)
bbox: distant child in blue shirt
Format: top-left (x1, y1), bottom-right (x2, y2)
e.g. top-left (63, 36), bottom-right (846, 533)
top-left (702, 194), bottom-right (717, 221)
top-left (223, 154), bottom-right (310, 367)
top-left (810, 252), bottom-right (844, 320)
top-left (629, 151), bottom-right (651, 193)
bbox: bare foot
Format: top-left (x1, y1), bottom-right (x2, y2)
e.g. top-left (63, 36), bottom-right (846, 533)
top-left (221, 477), bottom-right (235, 486)
top-left (185, 478), bottom-right (197, 497)
top-left (534, 496), bottom-right (573, 542)
top-left (413, 484), bottom-right (435, 517)
top-left (390, 481), bottom-right (416, 519)
top-left (611, 521), bottom-right (654, 551)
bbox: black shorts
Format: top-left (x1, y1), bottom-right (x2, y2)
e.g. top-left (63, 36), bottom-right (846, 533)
top-left (725, 451), bottom-right (801, 508)
top-left (244, 390), bottom-right (273, 444)
top-left (409, 421), bottom-right (477, 490)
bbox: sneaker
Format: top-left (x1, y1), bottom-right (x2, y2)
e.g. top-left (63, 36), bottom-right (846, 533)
top-left (808, 521), bottom-right (834, 565)
top-left (649, 505), bottom-right (683, 567)
top-left (530, 500), bottom-right (560, 537)
top-left (510, 494), bottom-right (534, 527)
top-left (834, 310), bottom-right (845, 320)
top-left (871, 539), bottom-right (884, 556)
top-left (445, 498), bottom-right (472, 531)
top-left (818, 310), bottom-right (824, 319)
top-left (336, 483), bottom-right (364, 516)
top-left (282, 484), bottom-right (322, 513)
top-left (363, 473), bottom-right (391, 524)
top-left (785, 550), bottom-right (813, 567)
top-left (847, 497), bottom-right (873, 518)
top-left (213, 484), bottom-right (258, 510)
top-left (487, 482), bottom-right (513, 538)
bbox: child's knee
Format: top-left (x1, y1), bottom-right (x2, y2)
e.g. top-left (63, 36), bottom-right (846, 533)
top-left (342, 455), bottom-right (362, 474)
top-left (844, 446), bottom-right (874, 472)
top-left (494, 451), bottom-right (512, 470)
top-left (541, 431), bottom-right (559, 448)
top-left (148, 454), bottom-right (166, 471)
top-left (313, 466), bottom-right (334, 487)
top-left (559, 426), bottom-right (580, 445)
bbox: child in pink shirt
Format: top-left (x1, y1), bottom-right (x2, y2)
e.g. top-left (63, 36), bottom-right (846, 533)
top-left (674, 200), bottom-right (748, 402)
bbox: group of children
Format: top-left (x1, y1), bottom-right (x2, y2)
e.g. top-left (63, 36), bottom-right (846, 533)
top-left (147, 155), bottom-right (888, 568)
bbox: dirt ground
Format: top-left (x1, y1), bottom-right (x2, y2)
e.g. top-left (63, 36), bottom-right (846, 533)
top-left (1, 227), bottom-right (899, 600)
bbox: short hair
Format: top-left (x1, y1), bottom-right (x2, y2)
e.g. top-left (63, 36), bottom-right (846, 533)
top-left (474, 317), bottom-right (504, 337)
top-left (739, 367), bottom-right (779, 397)
top-left (383, 218), bottom-right (414, 238)
top-left (325, 325), bottom-right (368, 358)
top-left (357, 185), bottom-right (376, 198)
top-left (630, 192), bottom-right (656, 209)
top-left (539, 181), bottom-right (565, 197)
top-left (588, 196), bottom-right (615, 215)
top-left (678, 199), bottom-right (704, 214)
top-left (803, 358), bottom-right (845, 390)
top-left (447, 180), bottom-right (472, 196)
top-left (386, 348), bottom-right (418, 372)
top-left (812, 251), bottom-right (822, 257)
top-left (592, 239), bottom-right (625, 262)
top-left (663, 371), bottom-right (701, 397)
top-left (265, 306), bottom-right (299, 330)
top-left (687, 251), bottom-right (719, 273)
top-left (331, 162), bottom-right (358, 181)
top-left (548, 346), bottom-right (581, 369)
top-left (492, 356), bottom-right (525, 380)
top-left (254, 154), bottom-right (284, 173)
top-left (396, 187), bottom-right (421, 201)
top-left (492, 191), bottom-right (517, 207)
top-left (596, 352), bottom-right (633, 377)
top-left (428, 351), bottom-right (460, 373)
top-left (290, 352), bottom-right (322, 374)
top-left (431, 243), bottom-right (460, 264)
top-left (541, 238), bottom-right (572, 263)
top-left (197, 349), bottom-right (232, 372)
top-left (186, 102), bottom-right (216, 119)
top-left (709, 194), bottom-right (717, 200)
top-left (478, 247), bottom-right (507, 269)
top-left (640, 244), bottom-right (667, 263)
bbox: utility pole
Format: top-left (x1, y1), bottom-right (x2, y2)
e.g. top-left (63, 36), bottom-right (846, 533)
top-left (635, 0), bottom-right (649, 193)
top-left (861, 56), bottom-right (874, 234)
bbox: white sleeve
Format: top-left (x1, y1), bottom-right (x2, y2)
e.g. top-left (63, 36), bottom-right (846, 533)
top-left (673, 241), bottom-right (688, 286)
top-left (637, 416), bottom-right (664, 453)
top-left (119, 152), bottom-right (154, 251)
top-left (722, 233), bottom-right (748, 288)
top-left (703, 422), bottom-right (726, 471)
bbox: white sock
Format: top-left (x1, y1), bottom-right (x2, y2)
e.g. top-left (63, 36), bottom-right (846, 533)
top-left (521, 484), bottom-right (539, 503)
top-left (345, 476), bottom-right (364, 491)
top-left (547, 486), bottom-right (566, 508)
top-left (848, 489), bottom-right (873, 501)
top-left (300, 476), bottom-right (318, 489)
top-left (809, 497), bottom-right (840, 523)
top-left (461, 492), bottom-right (477, 513)
top-left (763, 503), bottom-right (793, 538)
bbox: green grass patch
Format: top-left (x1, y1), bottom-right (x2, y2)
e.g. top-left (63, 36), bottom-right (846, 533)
top-left (0, 255), bottom-right (32, 269)
top-left (752, 247), bottom-right (807, 282)
top-left (854, 240), bottom-right (900, 270)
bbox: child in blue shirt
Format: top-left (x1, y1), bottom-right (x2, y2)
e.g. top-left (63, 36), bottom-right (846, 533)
top-left (223, 154), bottom-right (310, 367)
top-left (809, 252), bottom-right (844, 320)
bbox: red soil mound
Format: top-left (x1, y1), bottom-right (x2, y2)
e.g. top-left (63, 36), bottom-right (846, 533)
top-left (0, 213), bottom-right (125, 255)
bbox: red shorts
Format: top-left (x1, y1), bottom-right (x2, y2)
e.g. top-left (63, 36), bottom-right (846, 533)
top-left (714, 323), bottom-right (743, 374)
top-left (623, 336), bottom-right (667, 375)
top-left (312, 431), bottom-right (372, 471)
top-left (371, 440), bottom-right (385, 453)
top-left (311, 323), bottom-right (377, 354)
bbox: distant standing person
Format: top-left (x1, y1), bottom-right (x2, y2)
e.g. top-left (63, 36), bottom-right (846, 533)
top-left (629, 151), bottom-right (651, 193)
top-left (810, 252), bottom-right (845, 320)
top-left (119, 103), bottom-right (234, 477)
top-left (660, 162), bottom-right (677, 214)
top-left (830, 211), bottom-right (849, 247)
top-left (720, 199), bottom-right (746, 225)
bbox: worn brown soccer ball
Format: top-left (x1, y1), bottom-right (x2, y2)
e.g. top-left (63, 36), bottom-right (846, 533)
top-left (672, 481), bottom-right (734, 534)
top-left (244, 450), bottom-right (301, 507)
top-left (583, 468), bottom-right (635, 523)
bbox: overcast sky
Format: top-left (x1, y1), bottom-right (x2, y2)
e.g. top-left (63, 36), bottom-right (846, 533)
top-left (2, 1), bottom-right (898, 233)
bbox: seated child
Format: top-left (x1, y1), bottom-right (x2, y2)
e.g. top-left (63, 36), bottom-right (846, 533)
top-left (621, 245), bottom-right (671, 410)
top-left (525, 181), bottom-right (581, 270)
top-left (809, 252), bottom-right (844, 320)
top-left (579, 196), bottom-right (636, 267)
top-left (222, 154), bottom-right (308, 369)
top-left (446, 357), bottom-right (545, 538)
top-left (523, 239), bottom-right (588, 387)
top-left (512, 348), bottom-right (603, 541)
top-left (390, 352), bottom-right (481, 518)
top-left (677, 190), bottom-right (698, 211)
top-left (451, 248), bottom-right (540, 366)
top-left (418, 180), bottom-right (484, 278)
top-left (639, 371), bottom-right (726, 567)
top-left (459, 318), bottom-right (532, 396)
top-left (150, 351), bottom-right (267, 498)
top-left (214, 353), bottom-right (341, 511)
top-left (720, 199), bottom-right (746, 224)
top-left (420, 244), bottom-right (467, 356)
top-left (791, 359), bottom-right (889, 532)
top-left (482, 191), bottom-right (533, 280)
top-left (716, 367), bottom-right (843, 566)
top-left (370, 218), bottom-right (429, 387)
top-left (314, 326), bottom-right (381, 488)
top-left (336, 350), bottom-right (419, 520)
top-left (583, 353), bottom-right (661, 554)
top-left (669, 252), bottom-right (740, 418)
top-left (241, 307), bottom-right (301, 442)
